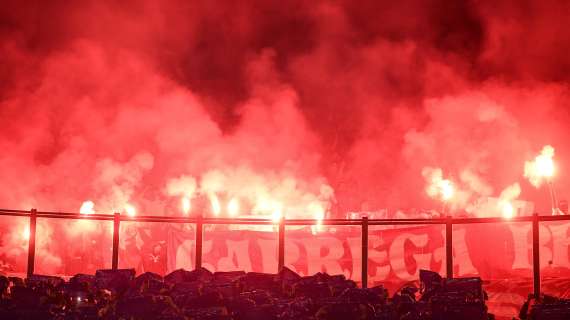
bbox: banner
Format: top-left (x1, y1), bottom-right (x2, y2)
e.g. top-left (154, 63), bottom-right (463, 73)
top-left (168, 222), bottom-right (570, 281)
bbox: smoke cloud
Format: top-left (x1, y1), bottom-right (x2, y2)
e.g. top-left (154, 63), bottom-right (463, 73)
top-left (1, 0), bottom-right (569, 217)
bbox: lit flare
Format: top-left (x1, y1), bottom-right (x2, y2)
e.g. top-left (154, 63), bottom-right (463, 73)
top-left (125, 204), bottom-right (137, 217)
top-left (525, 145), bottom-right (555, 187)
top-left (227, 197), bottom-right (239, 217)
top-left (22, 227), bottom-right (30, 241)
top-left (209, 193), bottom-right (221, 216)
top-left (271, 204), bottom-right (283, 223)
top-left (80, 201), bottom-right (95, 215)
top-left (181, 197), bottom-right (191, 215)
top-left (501, 201), bottom-right (514, 219)
top-left (309, 202), bottom-right (325, 234)
top-left (440, 180), bottom-right (455, 201)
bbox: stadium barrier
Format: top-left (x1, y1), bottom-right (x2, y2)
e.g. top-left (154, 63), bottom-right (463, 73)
top-left (2, 208), bottom-right (570, 296)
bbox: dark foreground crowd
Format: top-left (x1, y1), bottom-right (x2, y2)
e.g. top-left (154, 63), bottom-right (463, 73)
top-left (0, 268), bottom-right (569, 320)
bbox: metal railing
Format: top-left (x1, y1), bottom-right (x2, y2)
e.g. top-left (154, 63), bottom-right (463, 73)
top-left (2, 208), bottom-right (570, 296)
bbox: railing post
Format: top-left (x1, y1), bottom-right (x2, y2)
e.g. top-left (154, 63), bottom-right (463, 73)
top-left (278, 217), bottom-right (285, 272)
top-left (112, 212), bottom-right (120, 270)
top-left (361, 216), bottom-right (369, 288)
top-left (277, 216), bottom-right (285, 272)
top-left (27, 208), bottom-right (37, 278)
top-left (195, 214), bottom-right (203, 269)
top-left (532, 213), bottom-right (541, 298)
top-left (446, 216), bottom-right (453, 279)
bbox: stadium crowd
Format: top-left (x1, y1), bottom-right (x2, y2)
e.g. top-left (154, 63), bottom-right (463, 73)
top-left (1, 267), bottom-right (568, 319)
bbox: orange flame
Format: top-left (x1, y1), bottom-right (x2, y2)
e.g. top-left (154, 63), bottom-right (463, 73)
top-left (22, 226), bottom-right (30, 241)
top-left (440, 180), bottom-right (455, 201)
top-left (424, 167), bottom-right (455, 202)
top-left (181, 197), bottom-right (191, 215)
top-left (79, 201), bottom-right (95, 215)
top-left (309, 202), bottom-right (325, 234)
top-left (125, 204), bottom-right (137, 217)
top-left (501, 201), bottom-right (514, 219)
top-left (227, 197), bottom-right (240, 217)
top-left (74, 200), bottom-right (98, 234)
top-left (271, 204), bottom-right (283, 223)
top-left (524, 145), bottom-right (555, 187)
top-left (209, 193), bottom-right (221, 216)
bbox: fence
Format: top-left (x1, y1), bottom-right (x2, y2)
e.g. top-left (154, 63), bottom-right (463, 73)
top-left (2, 208), bottom-right (570, 297)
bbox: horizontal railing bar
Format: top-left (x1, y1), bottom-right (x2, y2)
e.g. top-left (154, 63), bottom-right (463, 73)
top-left (34, 214), bottom-right (115, 221)
top-left (288, 218), bottom-right (363, 222)
top-left (1, 208), bottom-right (569, 225)
top-left (123, 216), bottom-right (270, 224)
top-left (286, 221), bottom-right (362, 226)
top-left (120, 217), bottom-right (196, 223)
top-left (122, 218), bottom-right (275, 225)
top-left (204, 217), bottom-right (281, 221)
top-left (201, 221), bottom-right (277, 225)
top-left (368, 220), bottom-right (446, 225)
top-left (287, 219), bottom-right (364, 223)
top-left (535, 215), bottom-right (570, 222)
top-left (450, 217), bottom-right (531, 224)
top-left (38, 212), bottom-right (113, 218)
top-left (0, 212), bottom-right (33, 217)
top-left (36, 211), bottom-right (113, 218)
top-left (0, 208), bottom-right (31, 213)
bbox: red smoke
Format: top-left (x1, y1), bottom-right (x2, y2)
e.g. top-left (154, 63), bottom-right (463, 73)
top-left (0, 0), bottom-right (569, 217)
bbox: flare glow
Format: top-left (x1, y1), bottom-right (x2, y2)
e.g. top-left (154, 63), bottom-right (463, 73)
top-left (423, 167), bottom-right (456, 202)
top-left (227, 197), bottom-right (240, 217)
top-left (209, 194), bottom-right (221, 216)
top-left (501, 201), bottom-right (515, 219)
top-left (125, 204), bottom-right (137, 217)
top-left (181, 197), bottom-right (191, 215)
top-left (79, 201), bottom-right (95, 215)
top-left (22, 227), bottom-right (30, 241)
top-left (525, 145), bottom-right (556, 188)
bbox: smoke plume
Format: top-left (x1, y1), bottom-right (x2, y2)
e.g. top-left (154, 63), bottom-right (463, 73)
top-left (1, 0), bottom-right (569, 217)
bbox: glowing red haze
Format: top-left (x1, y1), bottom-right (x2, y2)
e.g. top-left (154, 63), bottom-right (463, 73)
top-left (0, 0), bottom-right (569, 218)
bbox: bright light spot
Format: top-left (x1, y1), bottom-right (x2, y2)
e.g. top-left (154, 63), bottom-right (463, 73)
top-left (76, 297), bottom-right (82, 303)
top-left (227, 197), bottom-right (240, 217)
top-left (271, 204), bottom-right (283, 223)
top-left (76, 201), bottom-right (98, 233)
top-left (440, 180), bottom-right (455, 201)
top-left (501, 201), bottom-right (514, 219)
top-left (525, 145), bottom-right (556, 187)
top-left (423, 167), bottom-right (455, 203)
top-left (309, 202), bottom-right (325, 234)
top-left (181, 197), bottom-right (191, 215)
top-left (22, 227), bottom-right (30, 241)
top-left (254, 198), bottom-right (286, 223)
top-left (80, 201), bottom-right (95, 215)
top-left (209, 193), bottom-right (221, 216)
top-left (536, 156), bottom-right (554, 178)
top-left (125, 204), bottom-right (137, 217)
